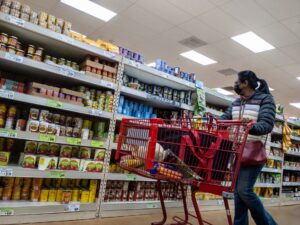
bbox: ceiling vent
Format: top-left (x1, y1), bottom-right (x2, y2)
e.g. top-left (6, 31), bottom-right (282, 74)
top-left (217, 68), bottom-right (238, 76)
top-left (179, 36), bottom-right (207, 48)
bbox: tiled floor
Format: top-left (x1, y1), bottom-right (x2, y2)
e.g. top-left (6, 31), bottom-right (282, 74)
top-left (26, 205), bottom-right (299, 225)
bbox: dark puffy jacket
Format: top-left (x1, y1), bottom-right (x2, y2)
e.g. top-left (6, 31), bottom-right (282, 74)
top-left (220, 90), bottom-right (276, 136)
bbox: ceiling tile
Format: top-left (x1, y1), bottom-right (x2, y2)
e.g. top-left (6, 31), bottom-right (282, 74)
top-left (279, 42), bottom-right (300, 63)
top-left (195, 45), bottom-right (234, 63)
top-left (212, 39), bottom-right (253, 59)
top-left (135, 0), bottom-right (193, 25)
top-left (281, 15), bottom-right (300, 38)
top-left (255, 22), bottom-right (299, 48)
top-left (198, 8), bottom-right (248, 37)
top-left (209, 0), bottom-right (231, 6)
top-left (220, 0), bottom-right (276, 28)
top-left (179, 18), bottom-right (227, 43)
top-left (280, 64), bottom-right (300, 76)
top-left (256, 0), bottom-right (300, 20)
top-left (259, 49), bottom-right (296, 67)
top-left (225, 55), bottom-right (274, 71)
top-left (120, 5), bottom-right (173, 33)
top-left (167, 0), bottom-right (215, 16)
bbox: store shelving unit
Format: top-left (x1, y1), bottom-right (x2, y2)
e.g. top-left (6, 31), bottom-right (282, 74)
top-left (0, 8), bottom-right (300, 225)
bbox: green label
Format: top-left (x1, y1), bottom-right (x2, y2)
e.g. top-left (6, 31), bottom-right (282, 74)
top-left (126, 174), bottom-right (137, 181)
top-left (0, 207), bottom-right (14, 216)
top-left (0, 129), bottom-right (17, 138)
top-left (147, 203), bottom-right (158, 209)
top-left (67, 137), bottom-right (82, 145)
top-left (90, 140), bottom-right (104, 148)
top-left (47, 100), bottom-right (63, 109)
top-left (39, 134), bottom-right (56, 142)
top-left (50, 171), bottom-right (65, 178)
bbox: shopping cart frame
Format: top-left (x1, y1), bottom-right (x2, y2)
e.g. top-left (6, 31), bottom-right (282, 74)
top-left (116, 117), bottom-right (253, 225)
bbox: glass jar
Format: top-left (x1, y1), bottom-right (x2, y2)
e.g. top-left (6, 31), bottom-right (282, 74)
top-left (0, 44), bottom-right (7, 52)
top-left (16, 49), bottom-right (24, 56)
top-left (35, 47), bottom-right (43, 56)
top-left (8, 36), bottom-right (18, 47)
top-left (32, 53), bottom-right (42, 61)
top-left (7, 45), bottom-right (16, 54)
top-left (58, 58), bottom-right (65, 65)
top-left (11, 1), bottom-right (21, 10)
top-left (0, 5), bottom-right (10, 13)
top-left (0, 33), bottom-right (8, 44)
top-left (27, 45), bottom-right (35, 55)
top-left (9, 8), bottom-right (20, 18)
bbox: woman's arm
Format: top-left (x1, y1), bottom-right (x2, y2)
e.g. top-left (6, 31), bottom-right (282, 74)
top-left (219, 105), bottom-right (233, 120)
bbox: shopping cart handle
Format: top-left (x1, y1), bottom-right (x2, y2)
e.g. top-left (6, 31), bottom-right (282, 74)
top-left (217, 120), bottom-right (254, 128)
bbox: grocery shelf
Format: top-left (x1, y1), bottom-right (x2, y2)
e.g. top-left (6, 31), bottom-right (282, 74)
top-left (283, 166), bottom-right (300, 172)
top-left (267, 155), bottom-right (284, 161)
top-left (0, 13), bottom-right (121, 62)
top-left (0, 90), bottom-right (113, 120)
top-left (292, 136), bottom-right (300, 142)
top-left (107, 173), bottom-right (155, 182)
top-left (261, 167), bottom-right (282, 173)
top-left (120, 86), bottom-right (193, 111)
top-left (0, 51), bottom-right (116, 90)
top-left (123, 58), bottom-right (195, 91)
top-left (255, 183), bottom-right (281, 188)
top-left (282, 182), bottom-right (300, 186)
top-left (285, 151), bottom-right (300, 157)
top-left (0, 165), bottom-right (104, 179)
top-left (204, 87), bottom-right (234, 107)
top-left (269, 142), bottom-right (282, 149)
top-left (0, 129), bottom-right (107, 148)
top-left (116, 113), bottom-right (136, 121)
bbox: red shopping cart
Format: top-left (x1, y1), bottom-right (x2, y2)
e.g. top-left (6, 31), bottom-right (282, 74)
top-left (116, 116), bottom-right (253, 225)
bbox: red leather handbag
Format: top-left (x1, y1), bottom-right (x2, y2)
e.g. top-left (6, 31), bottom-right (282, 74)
top-left (241, 140), bottom-right (267, 166)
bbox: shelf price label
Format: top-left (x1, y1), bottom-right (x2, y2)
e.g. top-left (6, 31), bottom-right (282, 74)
top-left (217, 200), bottom-right (224, 205)
top-left (47, 100), bottom-right (63, 109)
top-left (90, 140), bottom-right (104, 148)
top-left (0, 168), bottom-right (13, 177)
top-left (59, 35), bottom-right (75, 45)
top-left (100, 80), bottom-right (113, 89)
top-left (59, 67), bottom-right (75, 78)
top-left (50, 171), bottom-right (65, 178)
top-left (0, 89), bottom-right (14, 100)
top-left (0, 208), bottom-right (14, 216)
top-left (147, 203), bottom-right (159, 209)
top-left (67, 137), bottom-right (82, 145)
top-left (0, 129), bottom-right (17, 138)
top-left (39, 134), bottom-right (56, 142)
top-left (4, 53), bottom-right (24, 64)
top-left (103, 51), bottom-right (116, 59)
top-left (5, 15), bottom-right (25, 27)
top-left (89, 109), bottom-right (103, 116)
top-left (64, 204), bottom-right (80, 212)
top-left (126, 174), bottom-right (137, 181)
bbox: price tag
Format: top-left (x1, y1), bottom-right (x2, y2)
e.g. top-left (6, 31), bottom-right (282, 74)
top-left (101, 80), bottom-right (113, 89)
top-left (89, 109), bottom-right (103, 116)
top-left (126, 174), bottom-right (137, 181)
top-left (0, 89), bottom-right (14, 99)
top-left (5, 15), bottom-right (25, 27)
top-left (59, 35), bottom-right (75, 45)
top-left (0, 129), bottom-right (17, 138)
top-left (47, 100), bottom-right (63, 109)
top-left (39, 134), bottom-right (56, 142)
top-left (59, 67), bottom-right (75, 78)
top-left (147, 203), bottom-right (159, 209)
top-left (64, 204), bottom-right (80, 212)
top-left (67, 137), bottom-right (82, 145)
top-left (50, 171), bottom-right (65, 178)
top-left (0, 208), bottom-right (14, 216)
top-left (90, 140), bottom-right (104, 148)
top-left (0, 168), bottom-right (13, 177)
top-left (5, 53), bottom-right (24, 63)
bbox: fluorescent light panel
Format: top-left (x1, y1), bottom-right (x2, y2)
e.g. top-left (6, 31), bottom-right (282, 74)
top-left (231, 31), bottom-right (275, 53)
top-left (61, 0), bottom-right (116, 22)
top-left (213, 88), bottom-right (234, 96)
top-left (297, 77), bottom-right (300, 80)
top-left (180, 50), bottom-right (217, 66)
top-left (290, 103), bottom-right (300, 109)
top-left (147, 62), bottom-right (156, 67)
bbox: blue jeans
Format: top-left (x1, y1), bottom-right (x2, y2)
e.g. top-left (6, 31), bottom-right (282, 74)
top-left (234, 165), bottom-right (278, 225)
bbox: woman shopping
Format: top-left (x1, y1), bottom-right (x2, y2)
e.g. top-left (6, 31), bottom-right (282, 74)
top-left (220, 70), bottom-right (278, 225)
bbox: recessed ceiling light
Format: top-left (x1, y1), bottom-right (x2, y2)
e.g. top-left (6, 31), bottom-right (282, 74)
top-left (213, 88), bottom-right (234, 96)
top-left (231, 31), bottom-right (275, 53)
top-left (147, 62), bottom-right (156, 67)
top-left (269, 87), bottom-right (274, 91)
top-left (180, 50), bottom-right (217, 66)
top-left (61, 0), bottom-right (117, 22)
top-left (297, 77), bottom-right (300, 80)
top-left (290, 103), bottom-right (300, 109)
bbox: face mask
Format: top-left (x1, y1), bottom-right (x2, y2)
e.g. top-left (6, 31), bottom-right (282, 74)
top-left (234, 83), bottom-right (242, 95)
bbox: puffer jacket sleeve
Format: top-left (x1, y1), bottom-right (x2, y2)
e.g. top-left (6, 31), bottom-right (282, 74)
top-left (249, 94), bottom-right (276, 135)
top-left (219, 105), bottom-right (233, 120)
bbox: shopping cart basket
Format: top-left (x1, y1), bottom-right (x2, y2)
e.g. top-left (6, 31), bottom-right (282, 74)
top-left (116, 116), bottom-right (253, 225)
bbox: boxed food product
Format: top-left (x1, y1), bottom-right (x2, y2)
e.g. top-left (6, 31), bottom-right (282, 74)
top-left (48, 143), bottom-right (60, 156)
top-left (29, 108), bottom-right (39, 120)
top-left (38, 156), bottom-right (58, 170)
top-left (69, 158), bottom-right (80, 170)
top-left (95, 161), bottom-right (103, 173)
top-left (94, 149), bottom-right (105, 161)
top-left (24, 141), bottom-right (38, 154)
top-left (22, 154), bottom-right (36, 168)
top-left (0, 151), bottom-right (10, 166)
top-left (58, 157), bottom-right (70, 170)
top-left (79, 147), bottom-right (91, 159)
top-left (26, 120), bottom-right (39, 132)
top-left (39, 121), bottom-right (48, 133)
top-left (37, 142), bottom-right (49, 155)
top-left (80, 160), bottom-right (95, 172)
top-left (60, 145), bottom-right (72, 158)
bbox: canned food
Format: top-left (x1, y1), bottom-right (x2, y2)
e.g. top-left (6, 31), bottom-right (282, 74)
top-left (20, 187), bottom-right (30, 200)
top-left (80, 190), bottom-right (90, 203)
top-left (9, 8), bottom-right (20, 17)
top-left (48, 189), bottom-right (57, 202)
top-left (16, 49), bottom-right (24, 56)
top-left (58, 58), bottom-right (65, 65)
top-left (11, 0), bottom-right (21, 10)
top-left (30, 189), bottom-right (40, 202)
top-left (71, 189), bottom-right (80, 201)
top-left (7, 45), bottom-right (16, 54)
top-left (8, 36), bottom-right (17, 47)
top-left (26, 53), bottom-right (33, 59)
top-left (0, 104), bottom-right (7, 116)
top-left (51, 57), bottom-right (57, 64)
top-left (2, 186), bottom-right (13, 200)
top-left (2, 0), bottom-right (12, 7)
top-left (0, 33), bottom-right (8, 44)
top-left (30, 11), bottom-right (38, 24)
top-left (21, 4), bottom-right (30, 14)
top-left (20, 12), bottom-right (30, 21)
top-left (56, 189), bottom-right (63, 202)
top-left (35, 47), bottom-right (43, 56)
top-left (7, 105), bottom-right (17, 118)
top-left (12, 185), bottom-right (21, 200)
top-left (38, 11), bottom-right (47, 22)
top-left (73, 117), bottom-right (83, 128)
top-left (62, 190), bottom-right (72, 204)
top-left (0, 5), bottom-right (10, 13)
top-left (66, 127), bottom-right (73, 137)
top-left (5, 117), bottom-right (14, 129)
top-left (66, 60), bottom-right (72, 67)
top-left (40, 189), bottom-right (49, 202)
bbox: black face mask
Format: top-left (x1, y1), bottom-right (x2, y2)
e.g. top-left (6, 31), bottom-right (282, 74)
top-left (234, 83), bottom-right (242, 95)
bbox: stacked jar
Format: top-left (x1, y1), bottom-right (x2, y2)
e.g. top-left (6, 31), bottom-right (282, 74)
top-left (0, 32), bottom-right (24, 56)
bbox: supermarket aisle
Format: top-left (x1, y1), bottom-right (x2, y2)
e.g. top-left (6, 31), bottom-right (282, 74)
top-left (27, 205), bottom-right (299, 225)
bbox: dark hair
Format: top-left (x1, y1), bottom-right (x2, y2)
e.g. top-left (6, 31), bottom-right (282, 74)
top-left (238, 70), bottom-right (270, 94)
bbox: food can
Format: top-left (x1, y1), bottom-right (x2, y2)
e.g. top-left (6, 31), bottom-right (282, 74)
top-left (0, 104), bottom-right (7, 116)
top-left (0, 33), bottom-right (8, 44)
top-left (81, 128), bottom-right (89, 140)
top-left (48, 189), bottom-right (57, 202)
top-left (72, 127), bottom-right (80, 138)
top-left (58, 58), bottom-right (65, 65)
top-left (20, 12), bottom-right (30, 21)
top-left (30, 189), bottom-right (40, 202)
top-left (39, 189), bottom-right (49, 202)
top-left (5, 117), bottom-right (14, 129)
top-left (33, 53), bottom-right (42, 61)
top-left (20, 186), bottom-right (30, 200)
top-left (9, 8), bottom-right (20, 17)
top-left (7, 105), bottom-right (16, 118)
top-left (73, 117), bottom-right (83, 128)
top-left (2, 186), bottom-right (13, 200)
top-left (62, 190), bottom-right (72, 204)
top-left (21, 4), bottom-right (30, 14)
top-left (55, 189), bottom-right (63, 202)
top-left (0, 43), bottom-right (7, 52)
top-left (12, 185), bottom-right (21, 200)
top-left (0, 5), bottom-right (10, 13)
top-left (71, 189), bottom-right (80, 201)
top-left (80, 190), bottom-right (90, 203)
